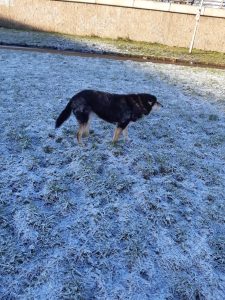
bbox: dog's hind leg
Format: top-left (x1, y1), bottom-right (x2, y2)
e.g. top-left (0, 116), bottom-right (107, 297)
top-left (123, 126), bottom-right (129, 141)
top-left (73, 108), bottom-right (90, 144)
top-left (83, 119), bottom-right (91, 137)
top-left (77, 123), bottom-right (88, 144)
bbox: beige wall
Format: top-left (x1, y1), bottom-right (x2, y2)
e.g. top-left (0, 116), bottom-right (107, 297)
top-left (0, 0), bottom-right (225, 52)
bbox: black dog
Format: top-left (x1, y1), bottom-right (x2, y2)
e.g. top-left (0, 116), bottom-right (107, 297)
top-left (55, 90), bottom-right (162, 144)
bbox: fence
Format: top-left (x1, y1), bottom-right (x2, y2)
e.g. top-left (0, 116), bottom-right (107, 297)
top-left (156, 0), bottom-right (225, 8)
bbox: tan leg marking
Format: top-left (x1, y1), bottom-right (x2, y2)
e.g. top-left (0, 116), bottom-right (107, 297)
top-left (83, 115), bottom-right (92, 137)
top-left (112, 127), bottom-right (123, 143)
top-left (123, 126), bottom-right (129, 141)
top-left (83, 122), bottom-right (90, 137)
top-left (76, 124), bottom-right (87, 145)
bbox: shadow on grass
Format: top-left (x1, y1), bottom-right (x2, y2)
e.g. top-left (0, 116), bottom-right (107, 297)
top-left (0, 16), bottom-right (115, 54)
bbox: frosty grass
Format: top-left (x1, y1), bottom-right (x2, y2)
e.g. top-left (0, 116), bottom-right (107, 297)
top-left (0, 49), bottom-right (225, 299)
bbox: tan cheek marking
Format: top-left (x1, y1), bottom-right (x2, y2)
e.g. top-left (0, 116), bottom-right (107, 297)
top-left (152, 102), bottom-right (161, 111)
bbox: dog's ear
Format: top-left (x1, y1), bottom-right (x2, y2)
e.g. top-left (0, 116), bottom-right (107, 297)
top-left (147, 95), bottom-right (157, 104)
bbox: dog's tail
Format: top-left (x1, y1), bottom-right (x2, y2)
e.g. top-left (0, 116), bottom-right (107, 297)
top-left (55, 100), bottom-right (72, 128)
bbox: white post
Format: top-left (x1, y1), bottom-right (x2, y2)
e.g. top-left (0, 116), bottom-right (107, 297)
top-left (189, 0), bottom-right (204, 54)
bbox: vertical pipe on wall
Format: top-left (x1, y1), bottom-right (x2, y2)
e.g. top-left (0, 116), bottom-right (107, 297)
top-left (189, 0), bottom-right (204, 53)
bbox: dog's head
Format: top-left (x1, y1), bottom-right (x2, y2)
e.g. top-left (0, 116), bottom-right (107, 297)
top-left (146, 94), bottom-right (163, 112)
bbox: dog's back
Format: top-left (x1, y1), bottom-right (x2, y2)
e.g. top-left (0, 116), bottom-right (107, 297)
top-left (70, 90), bottom-right (158, 123)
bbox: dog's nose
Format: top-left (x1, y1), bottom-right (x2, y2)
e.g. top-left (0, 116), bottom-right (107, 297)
top-left (156, 101), bottom-right (163, 108)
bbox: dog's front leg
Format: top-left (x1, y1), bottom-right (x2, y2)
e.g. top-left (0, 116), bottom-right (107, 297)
top-left (113, 121), bottom-right (130, 143)
top-left (112, 127), bottom-right (123, 143)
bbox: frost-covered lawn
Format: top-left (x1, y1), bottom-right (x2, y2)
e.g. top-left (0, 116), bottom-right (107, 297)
top-left (0, 49), bottom-right (225, 300)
